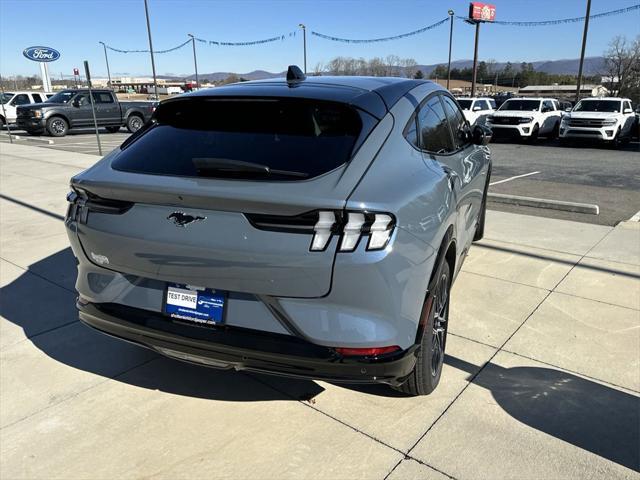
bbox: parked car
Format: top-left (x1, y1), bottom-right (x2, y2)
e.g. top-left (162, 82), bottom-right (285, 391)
top-left (486, 97), bottom-right (562, 141)
top-left (16, 89), bottom-right (156, 136)
top-left (559, 97), bottom-right (636, 147)
top-left (492, 92), bottom-right (515, 108)
top-left (65, 67), bottom-right (492, 396)
top-left (455, 97), bottom-right (496, 126)
top-left (0, 91), bottom-right (53, 126)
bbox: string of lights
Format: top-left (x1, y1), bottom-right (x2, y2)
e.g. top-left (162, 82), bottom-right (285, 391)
top-left (103, 3), bottom-right (639, 52)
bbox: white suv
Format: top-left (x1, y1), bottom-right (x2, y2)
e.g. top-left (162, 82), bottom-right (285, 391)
top-left (560, 97), bottom-right (635, 146)
top-left (0, 91), bottom-right (52, 126)
top-left (487, 97), bottom-right (562, 141)
top-left (456, 97), bottom-right (496, 126)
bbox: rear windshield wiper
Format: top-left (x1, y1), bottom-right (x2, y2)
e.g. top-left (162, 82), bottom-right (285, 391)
top-left (192, 158), bottom-right (309, 179)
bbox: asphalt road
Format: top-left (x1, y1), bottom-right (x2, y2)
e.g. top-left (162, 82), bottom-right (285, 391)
top-left (1, 128), bottom-right (638, 226)
top-left (488, 139), bottom-right (640, 226)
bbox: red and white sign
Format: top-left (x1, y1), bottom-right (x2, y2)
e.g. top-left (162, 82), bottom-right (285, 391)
top-left (469, 2), bottom-right (496, 22)
top-left (73, 67), bottom-right (79, 76)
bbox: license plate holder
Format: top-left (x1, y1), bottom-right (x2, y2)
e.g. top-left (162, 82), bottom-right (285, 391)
top-left (164, 284), bottom-right (226, 326)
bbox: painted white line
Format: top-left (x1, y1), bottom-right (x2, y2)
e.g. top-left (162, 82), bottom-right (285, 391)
top-left (490, 171), bottom-right (540, 186)
top-left (628, 210), bottom-right (640, 222)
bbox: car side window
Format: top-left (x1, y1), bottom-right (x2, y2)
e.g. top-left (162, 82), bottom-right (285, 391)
top-left (11, 94), bottom-right (30, 106)
top-left (93, 92), bottom-right (114, 104)
top-left (75, 94), bottom-right (90, 106)
top-left (32, 94), bottom-right (42, 103)
top-left (403, 113), bottom-right (419, 149)
top-left (489, 100), bottom-right (496, 109)
top-left (479, 100), bottom-right (490, 111)
top-left (417, 96), bottom-right (454, 154)
top-left (624, 101), bottom-right (632, 112)
top-left (542, 100), bottom-right (554, 112)
top-left (441, 95), bottom-right (470, 151)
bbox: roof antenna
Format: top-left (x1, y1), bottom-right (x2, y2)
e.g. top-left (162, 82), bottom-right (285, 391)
top-left (286, 65), bottom-right (306, 86)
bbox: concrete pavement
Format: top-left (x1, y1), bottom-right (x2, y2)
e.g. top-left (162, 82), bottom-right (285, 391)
top-left (1, 142), bottom-right (638, 479)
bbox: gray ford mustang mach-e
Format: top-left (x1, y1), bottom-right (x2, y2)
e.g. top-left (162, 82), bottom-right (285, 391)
top-left (65, 67), bottom-right (491, 396)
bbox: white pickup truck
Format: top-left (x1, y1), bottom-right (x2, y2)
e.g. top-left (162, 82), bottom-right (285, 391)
top-left (455, 97), bottom-right (496, 126)
top-left (559, 97), bottom-right (635, 146)
top-left (0, 91), bottom-right (53, 126)
top-left (486, 97), bottom-right (562, 141)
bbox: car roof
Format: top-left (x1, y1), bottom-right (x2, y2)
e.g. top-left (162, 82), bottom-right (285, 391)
top-left (184, 76), bottom-right (441, 119)
top-left (578, 97), bottom-right (627, 101)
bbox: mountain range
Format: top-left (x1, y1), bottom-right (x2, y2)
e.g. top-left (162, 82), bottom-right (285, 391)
top-left (159, 56), bottom-right (607, 82)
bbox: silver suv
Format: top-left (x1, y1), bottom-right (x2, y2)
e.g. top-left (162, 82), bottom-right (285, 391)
top-left (66, 67), bottom-right (492, 395)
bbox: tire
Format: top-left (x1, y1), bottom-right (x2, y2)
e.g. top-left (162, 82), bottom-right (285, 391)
top-left (528, 124), bottom-right (539, 142)
top-left (473, 166), bottom-right (491, 242)
top-left (550, 121), bottom-right (560, 140)
top-left (46, 116), bottom-right (68, 137)
top-left (126, 115), bottom-right (143, 133)
top-left (105, 126), bottom-right (120, 133)
top-left (396, 260), bottom-right (451, 396)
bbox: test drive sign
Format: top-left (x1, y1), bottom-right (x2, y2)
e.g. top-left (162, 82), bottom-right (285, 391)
top-left (469, 2), bottom-right (496, 22)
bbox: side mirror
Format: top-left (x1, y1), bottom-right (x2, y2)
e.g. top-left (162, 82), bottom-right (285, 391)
top-left (473, 106), bottom-right (482, 112)
top-left (472, 124), bottom-right (492, 146)
top-left (565, 107), bottom-right (572, 112)
top-left (623, 108), bottom-right (632, 114)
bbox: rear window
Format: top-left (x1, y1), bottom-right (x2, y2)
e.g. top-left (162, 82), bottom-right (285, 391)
top-left (112, 97), bottom-right (371, 180)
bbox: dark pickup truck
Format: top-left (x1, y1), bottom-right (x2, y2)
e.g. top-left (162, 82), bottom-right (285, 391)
top-left (16, 89), bottom-right (157, 137)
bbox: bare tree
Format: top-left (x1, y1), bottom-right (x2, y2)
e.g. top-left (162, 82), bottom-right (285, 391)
top-left (321, 56), bottom-right (418, 78)
top-left (603, 35), bottom-right (640, 100)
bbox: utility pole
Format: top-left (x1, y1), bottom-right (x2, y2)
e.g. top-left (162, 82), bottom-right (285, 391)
top-left (299, 24), bottom-right (307, 74)
top-left (143, 0), bottom-right (159, 99)
top-left (0, 77), bottom-right (14, 144)
top-left (470, 21), bottom-right (480, 97)
top-left (84, 61), bottom-right (103, 156)
top-left (98, 41), bottom-right (112, 89)
top-left (446, 10), bottom-right (454, 90)
top-left (188, 34), bottom-right (199, 89)
top-left (575, 0), bottom-right (591, 103)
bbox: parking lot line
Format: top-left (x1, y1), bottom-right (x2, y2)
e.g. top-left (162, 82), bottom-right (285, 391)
top-left (490, 171), bottom-right (540, 186)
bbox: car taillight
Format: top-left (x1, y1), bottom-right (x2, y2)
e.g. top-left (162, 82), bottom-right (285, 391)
top-left (246, 210), bottom-right (396, 253)
top-left (335, 346), bottom-right (400, 357)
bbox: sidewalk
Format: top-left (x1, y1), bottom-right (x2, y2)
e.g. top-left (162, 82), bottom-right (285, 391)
top-left (1, 142), bottom-right (638, 479)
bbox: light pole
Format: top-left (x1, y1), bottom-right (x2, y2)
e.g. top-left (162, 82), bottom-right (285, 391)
top-left (98, 41), bottom-right (112, 89)
top-left (143, 0), bottom-right (159, 99)
top-left (446, 10), bottom-right (454, 90)
top-left (470, 20), bottom-right (481, 97)
top-left (187, 34), bottom-right (199, 89)
top-left (575, 0), bottom-right (592, 103)
top-left (299, 23), bottom-right (307, 74)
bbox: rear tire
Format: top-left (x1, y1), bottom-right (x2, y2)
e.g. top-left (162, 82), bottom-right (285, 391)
top-left (126, 114), bottom-right (143, 133)
top-left (46, 116), bottom-right (68, 137)
top-left (395, 261), bottom-right (451, 396)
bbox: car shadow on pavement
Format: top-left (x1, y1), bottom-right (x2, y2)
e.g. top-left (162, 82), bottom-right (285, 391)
top-left (446, 355), bottom-right (639, 472)
top-left (1, 248), bottom-right (323, 403)
top-left (2, 247), bottom-right (638, 470)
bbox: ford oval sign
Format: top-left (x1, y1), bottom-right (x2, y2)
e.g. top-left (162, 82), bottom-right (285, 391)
top-left (23, 46), bottom-right (60, 63)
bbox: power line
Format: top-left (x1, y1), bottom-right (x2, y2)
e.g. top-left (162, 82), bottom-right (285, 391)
top-left (311, 18), bottom-right (448, 43)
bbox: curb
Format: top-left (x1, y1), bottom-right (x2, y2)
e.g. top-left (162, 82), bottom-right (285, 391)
top-left (488, 193), bottom-right (599, 215)
top-left (13, 135), bottom-right (54, 145)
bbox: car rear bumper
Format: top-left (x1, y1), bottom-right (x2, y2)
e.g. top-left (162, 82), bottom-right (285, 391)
top-left (77, 300), bottom-right (419, 385)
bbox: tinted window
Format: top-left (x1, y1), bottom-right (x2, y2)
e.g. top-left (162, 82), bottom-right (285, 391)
top-left (441, 95), bottom-right (470, 150)
top-left (573, 100), bottom-right (621, 113)
top-left (499, 100), bottom-right (541, 111)
top-left (75, 94), bottom-right (90, 106)
top-left (457, 99), bottom-right (472, 110)
top-left (32, 94), bottom-right (43, 103)
top-left (11, 94), bottom-right (30, 106)
top-left (542, 100), bottom-right (555, 112)
top-left (404, 114), bottom-right (419, 149)
top-left (46, 91), bottom-right (75, 103)
top-left (1, 93), bottom-right (14, 104)
top-left (417, 96), bottom-right (453, 154)
top-left (476, 100), bottom-right (489, 111)
top-left (489, 99), bottom-right (496, 109)
top-left (112, 98), bottom-right (370, 181)
top-left (94, 92), bottom-right (114, 104)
